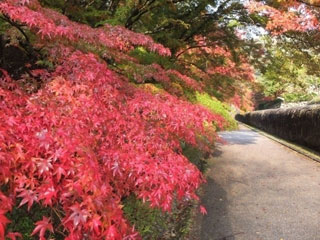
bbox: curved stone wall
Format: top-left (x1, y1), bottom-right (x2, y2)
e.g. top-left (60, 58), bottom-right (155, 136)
top-left (235, 105), bottom-right (320, 152)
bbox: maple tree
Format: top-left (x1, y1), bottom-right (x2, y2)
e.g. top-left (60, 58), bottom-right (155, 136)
top-left (0, 0), bottom-right (226, 239)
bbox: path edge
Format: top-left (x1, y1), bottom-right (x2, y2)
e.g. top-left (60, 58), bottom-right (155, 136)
top-left (237, 121), bottom-right (320, 164)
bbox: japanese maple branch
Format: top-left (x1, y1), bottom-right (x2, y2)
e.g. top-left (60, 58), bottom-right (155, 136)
top-left (177, 59), bottom-right (207, 74)
top-left (125, 0), bottom-right (157, 29)
top-left (0, 15), bottom-right (30, 43)
top-left (175, 44), bottom-right (220, 59)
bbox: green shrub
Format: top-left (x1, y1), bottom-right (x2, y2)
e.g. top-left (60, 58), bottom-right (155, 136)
top-left (283, 92), bottom-right (315, 102)
top-left (123, 195), bottom-right (195, 240)
top-left (308, 95), bottom-right (320, 105)
top-left (8, 194), bottom-right (195, 240)
top-left (129, 47), bottom-right (177, 70)
top-left (181, 142), bottom-right (209, 173)
top-left (195, 92), bottom-right (237, 130)
top-left (5, 202), bottom-right (64, 240)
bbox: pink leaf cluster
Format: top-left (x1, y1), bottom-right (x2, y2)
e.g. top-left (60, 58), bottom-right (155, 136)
top-left (130, 63), bottom-right (203, 92)
top-left (0, 0), bottom-right (171, 56)
top-left (207, 48), bottom-right (255, 82)
top-left (0, 46), bottom-right (223, 239)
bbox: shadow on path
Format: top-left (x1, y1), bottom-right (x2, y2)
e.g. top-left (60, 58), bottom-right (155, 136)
top-left (200, 178), bottom-right (241, 240)
top-left (219, 129), bottom-right (258, 145)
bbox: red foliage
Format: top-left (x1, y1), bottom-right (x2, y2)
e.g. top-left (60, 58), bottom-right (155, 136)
top-left (246, 1), bottom-right (319, 34)
top-left (0, 50), bottom-right (224, 239)
top-left (0, 1), bottom-right (225, 237)
top-left (0, 0), bottom-right (171, 56)
top-left (176, 39), bottom-right (255, 93)
top-left (167, 69), bottom-right (204, 92)
top-left (130, 63), bottom-right (203, 92)
top-left (199, 205), bottom-right (207, 215)
top-left (230, 94), bottom-right (242, 109)
top-left (31, 217), bottom-right (53, 240)
top-left (205, 47), bottom-right (255, 82)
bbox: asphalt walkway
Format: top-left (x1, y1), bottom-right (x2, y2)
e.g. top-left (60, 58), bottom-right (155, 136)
top-left (196, 124), bottom-right (320, 240)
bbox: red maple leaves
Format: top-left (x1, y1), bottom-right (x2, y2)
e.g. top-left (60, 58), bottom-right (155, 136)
top-left (31, 217), bottom-right (53, 240)
top-left (0, 1), bottom-right (225, 237)
top-left (0, 50), bottom-right (222, 238)
top-left (0, 211), bottom-right (10, 240)
top-left (0, 0), bottom-right (170, 56)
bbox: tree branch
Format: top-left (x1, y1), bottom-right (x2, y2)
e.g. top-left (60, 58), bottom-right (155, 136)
top-left (0, 15), bottom-right (30, 43)
top-left (183, 0), bottom-right (233, 42)
top-left (125, 0), bottom-right (157, 29)
top-left (175, 44), bottom-right (219, 59)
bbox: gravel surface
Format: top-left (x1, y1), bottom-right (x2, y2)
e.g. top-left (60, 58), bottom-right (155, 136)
top-left (195, 124), bottom-right (320, 240)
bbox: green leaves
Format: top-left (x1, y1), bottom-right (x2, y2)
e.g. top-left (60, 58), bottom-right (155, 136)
top-left (195, 92), bottom-right (237, 130)
top-left (256, 38), bottom-right (320, 101)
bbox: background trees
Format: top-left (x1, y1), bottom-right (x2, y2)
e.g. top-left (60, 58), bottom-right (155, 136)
top-left (248, 0), bottom-right (320, 103)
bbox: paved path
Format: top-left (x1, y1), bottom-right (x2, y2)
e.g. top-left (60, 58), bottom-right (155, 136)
top-left (197, 124), bottom-right (320, 240)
